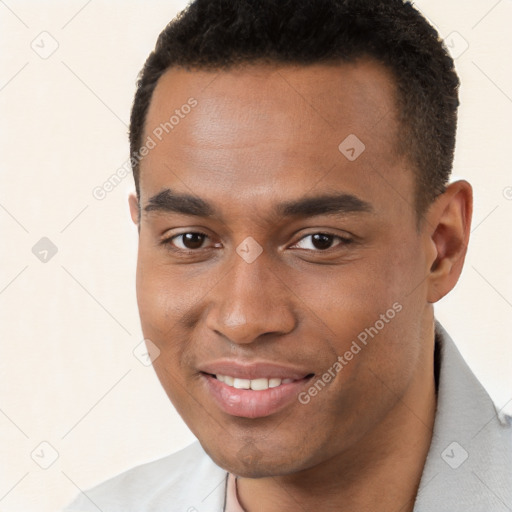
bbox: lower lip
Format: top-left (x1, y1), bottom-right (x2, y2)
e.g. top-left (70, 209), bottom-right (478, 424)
top-left (202, 374), bottom-right (313, 419)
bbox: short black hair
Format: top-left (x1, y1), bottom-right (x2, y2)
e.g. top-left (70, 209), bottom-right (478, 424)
top-left (129, 0), bottom-right (460, 217)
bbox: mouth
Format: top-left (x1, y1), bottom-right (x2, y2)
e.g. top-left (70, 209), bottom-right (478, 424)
top-left (208, 373), bottom-right (313, 390)
top-left (200, 371), bottom-right (315, 418)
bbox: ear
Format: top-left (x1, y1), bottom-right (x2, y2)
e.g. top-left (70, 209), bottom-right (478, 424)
top-left (424, 180), bottom-right (473, 303)
top-left (128, 191), bottom-right (140, 227)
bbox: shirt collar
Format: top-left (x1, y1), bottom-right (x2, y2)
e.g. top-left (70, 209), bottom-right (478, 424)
top-left (413, 321), bottom-right (512, 510)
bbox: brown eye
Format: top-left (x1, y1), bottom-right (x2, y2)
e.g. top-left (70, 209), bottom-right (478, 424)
top-left (293, 233), bottom-right (351, 251)
top-left (311, 233), bottom-right (335, 250)
top-left (169, 232), bottom-right (208, 250)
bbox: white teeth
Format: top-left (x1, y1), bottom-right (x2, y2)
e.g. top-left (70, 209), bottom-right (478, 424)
top-left (269, 378), bottom-right (282, 388)
top-left (215, 375), bottom-right (297, 390)
top-left (250, 378), bottom-right (269, 391)
top-left (233, 378), bottom-right (251, 389)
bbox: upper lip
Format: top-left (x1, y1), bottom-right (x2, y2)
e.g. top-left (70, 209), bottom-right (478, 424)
top-left (198, 360), bottom-right (314, 380)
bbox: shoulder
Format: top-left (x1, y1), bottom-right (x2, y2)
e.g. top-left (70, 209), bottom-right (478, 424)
top-left (415, 322), bottom-right (512, 510)
top-left (62, 441), bottom-right (227, 512)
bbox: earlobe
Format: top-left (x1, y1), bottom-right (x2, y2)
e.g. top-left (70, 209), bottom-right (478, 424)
top-left (426, 180), bottom-right (473, 303)
top-left (128, 191), bottom-right (140, 226)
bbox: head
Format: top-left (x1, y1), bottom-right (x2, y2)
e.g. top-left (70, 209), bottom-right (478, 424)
top-left (130, 0), bottom-right (461, 217)
top-left (128, 0), bottom-right (472, 477)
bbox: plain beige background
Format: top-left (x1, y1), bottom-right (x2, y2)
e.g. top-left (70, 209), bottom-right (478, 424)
top-left (0, 1), bottom-right (511, 511)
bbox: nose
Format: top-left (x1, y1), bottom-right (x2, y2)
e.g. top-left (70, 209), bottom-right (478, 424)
top-left (205, 252), bottom-right (297, 345)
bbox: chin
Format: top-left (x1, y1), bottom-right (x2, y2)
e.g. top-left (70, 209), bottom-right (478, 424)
top-left (200, 439), bottom-right (310, 478)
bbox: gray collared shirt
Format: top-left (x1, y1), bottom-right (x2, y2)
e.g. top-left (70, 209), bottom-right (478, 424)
top-left (63, 321), bottom-right (512, 511)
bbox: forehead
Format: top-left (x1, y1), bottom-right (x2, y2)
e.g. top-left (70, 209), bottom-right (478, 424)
top-left (139, 60), bottom-right (412, 219)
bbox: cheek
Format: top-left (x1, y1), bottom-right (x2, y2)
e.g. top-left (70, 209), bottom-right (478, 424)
top-left (136, 264), bottom-right (171, 338)
top-left (135, 253), bottom-right (191, 385)
top-left (292, 248), bottom-right (415, 337)
top-left (135, 257), bottom-right (203, 414)
top-left (289, 237), bottom-right (426, 382)
top-left (135, 242), bottom-right (199, 334)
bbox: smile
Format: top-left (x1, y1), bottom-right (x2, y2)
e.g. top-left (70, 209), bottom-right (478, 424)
top-left (214, 375), bottom-right (297, 390)
top-left (201, 372), bottom-right (315, 418)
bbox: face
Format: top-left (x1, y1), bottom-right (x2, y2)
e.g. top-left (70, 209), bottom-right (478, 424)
top-left (130, 60), bottom-right (438, 477)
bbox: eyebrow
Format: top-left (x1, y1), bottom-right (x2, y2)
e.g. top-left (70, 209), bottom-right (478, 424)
top-left (143, 188), bottom-right (374, 219)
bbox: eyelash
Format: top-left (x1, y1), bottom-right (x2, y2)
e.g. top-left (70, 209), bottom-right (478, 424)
top-left (160, 231), bottom-right (353, 254)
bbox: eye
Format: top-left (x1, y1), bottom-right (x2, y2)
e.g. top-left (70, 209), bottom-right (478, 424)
top-left (291, 232), bottom-right (352, 251)
top-left (162, 232), bottom-right (214, 251)
top-left (161, 231), bottom-right (352, 254)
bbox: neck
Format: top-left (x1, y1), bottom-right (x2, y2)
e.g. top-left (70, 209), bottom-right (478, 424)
top-left (237, 323), bottom-right (437, 512)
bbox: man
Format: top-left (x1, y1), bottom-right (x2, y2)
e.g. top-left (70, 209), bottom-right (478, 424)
top-left (64, 0), bottom-right (512, 510)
